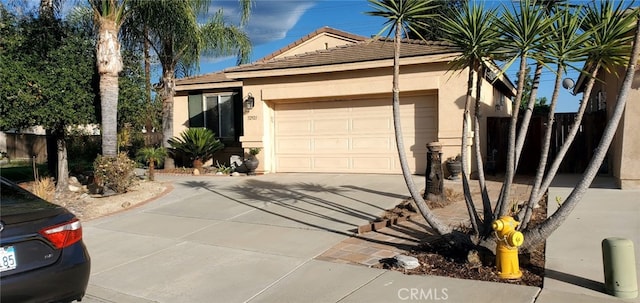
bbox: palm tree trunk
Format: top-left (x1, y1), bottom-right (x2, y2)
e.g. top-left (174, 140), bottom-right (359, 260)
top-left (515, 62), bottom-right (543, 168)
top-left (523, 19), bottom-right (640, 250)
top-left (473, 64), bottom-right (492, 230)
top-left (99, 74), bottom-right (119, 157)
top-left (497, 57), bottom-right (527, 217)
top-left (535, 66), bottom-right (599, 199)
top-left (96, 19), bottom-right (122, 157)
top-left (461, 62), bottom-right (481, 235)
top-left (144, 25), bottom-right (153, 133)
top-left (520, 64), bottom-right (563, 229)
top-left (161, 67), bottom-right (176, 169)
top-left (391, 23), bottom-right (451, 236)
top-left (148, 159), bottom-right (155, 181)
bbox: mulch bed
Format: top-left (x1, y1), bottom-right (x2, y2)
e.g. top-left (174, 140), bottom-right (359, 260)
top-left (372, 195), bottom-right (547, 288)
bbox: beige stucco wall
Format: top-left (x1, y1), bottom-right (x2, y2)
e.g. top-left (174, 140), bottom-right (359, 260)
top-left (590, 67), bottom-right (640, 189)
top-left (602, 68), bottom-right (640, 189)
top-left (237, 61), bottom-right (511, 174)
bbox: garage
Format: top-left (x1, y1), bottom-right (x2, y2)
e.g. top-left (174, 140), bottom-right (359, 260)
top-left (274, 94), bottom-right (437, 174)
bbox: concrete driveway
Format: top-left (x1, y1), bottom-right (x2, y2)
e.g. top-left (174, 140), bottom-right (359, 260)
top-left (82, 174), bottom-right (410, 302)
top-left (82, 173), bottom-right (539, 303)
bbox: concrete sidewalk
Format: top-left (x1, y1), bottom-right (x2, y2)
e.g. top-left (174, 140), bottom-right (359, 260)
top-left (80, 173), bottom-right (637, 303)
top-left (537, 175), bottom-right (640, 303)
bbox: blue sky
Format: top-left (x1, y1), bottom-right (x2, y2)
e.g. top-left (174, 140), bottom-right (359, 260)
top-left (5, 0), bottom-right (588, 112)
top-left (203, 0), bottom-right (585, 113)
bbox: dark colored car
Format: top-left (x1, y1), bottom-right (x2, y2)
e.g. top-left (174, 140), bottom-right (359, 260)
top-left (0, 177), bottom-right (90, 303)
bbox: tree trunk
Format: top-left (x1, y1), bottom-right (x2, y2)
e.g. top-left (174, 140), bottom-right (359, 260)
top-left (96, 19), bottom-right (122, 157)
top-left (535, 66), bottom-right (599, 199)
top-left (514, 62), bottom-right (543, 168)
top-left (523, 18), bottom-right (640, 250)
top-left (497, 56), bottom-right (527, 217)
top-left (473, 64), bottom-right (492, 231)
top-left (99, 74), bottom-right (119, 157)
top-left (148, 159), bottom-right (155, 181)
top-left (460, 62), bottom-right (480, 235)
top-left (143, 25), bottom-right (153, 134)
top-left (54, 134), bottom-right (69, 194)
top-left (161, 67), bottom-right (176, 169)
top-left (520, 64), bottom-right (563, 229)
top-left (391, 23), bottom-right (451, 236)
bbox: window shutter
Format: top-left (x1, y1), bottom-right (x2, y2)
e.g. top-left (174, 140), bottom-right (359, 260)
top-left (188, 94), bottom-right (204, 127)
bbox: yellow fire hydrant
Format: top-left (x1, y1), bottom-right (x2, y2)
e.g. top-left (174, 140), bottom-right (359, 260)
top-left (492, 216), bottom-right (525, 279)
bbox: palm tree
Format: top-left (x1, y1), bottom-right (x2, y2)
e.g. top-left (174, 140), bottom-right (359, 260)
top-left (519, 3), bottom-right (593, 229)
top-left (522, 2), bottom-right (639, 249)
top-left (493, 0), bottom-right (556, 217)
top-left (130, 0), bottom-right (252, 169)
top-left (89, 0), bottom-right (126, 157)
top-left (439, 2), bottom-right (501, 233)
top-left (366, 0), bottom-right (451, 236)
top-left (136, 147), bottom-right (167, 181)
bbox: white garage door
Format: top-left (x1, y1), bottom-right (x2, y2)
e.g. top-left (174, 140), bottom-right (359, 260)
top-left (274, 95), bottom-right (437, 174)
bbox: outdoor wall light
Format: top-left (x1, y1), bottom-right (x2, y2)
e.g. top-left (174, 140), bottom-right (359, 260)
top-left (562, 78), bottom-right (575, 91)
top-left (244, 93), bottom-right (255, 110)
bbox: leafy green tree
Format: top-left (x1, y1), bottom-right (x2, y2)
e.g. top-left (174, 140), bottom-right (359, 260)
top-left (0, 9), bottom-right (98, 192)
top-left (118, 50), bottom-right (149, 131)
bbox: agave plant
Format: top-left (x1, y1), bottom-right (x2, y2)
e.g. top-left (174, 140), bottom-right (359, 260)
top-left (167, 128), bottom-right (224, 171)
top-left (136, 147), bottom-right (167, 181)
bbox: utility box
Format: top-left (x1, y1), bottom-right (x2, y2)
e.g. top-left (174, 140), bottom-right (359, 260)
top-left (602, 237), bottom-right (638, 298)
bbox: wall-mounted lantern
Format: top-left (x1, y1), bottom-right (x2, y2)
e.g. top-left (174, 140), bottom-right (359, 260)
top-left (244, 93), bottom-right (255, 110)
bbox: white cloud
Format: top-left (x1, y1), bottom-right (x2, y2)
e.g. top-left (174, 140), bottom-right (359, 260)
top-left (207, 0), bottom-right (317, 45)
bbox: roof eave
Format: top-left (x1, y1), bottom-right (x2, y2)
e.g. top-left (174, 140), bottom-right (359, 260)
top-left (225, 52), bottom-right (461, 79)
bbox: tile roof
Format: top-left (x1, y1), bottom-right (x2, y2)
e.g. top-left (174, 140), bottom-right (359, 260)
top-left (174, 71), bottom-right (239, 86)
top-left (225, 38), bottom-right (460, 74)
top-left (257, 27), bottom-right (368, 62)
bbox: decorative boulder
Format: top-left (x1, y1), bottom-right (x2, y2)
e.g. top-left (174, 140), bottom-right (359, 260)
top-left (394, 254), bottom-right (420, 269)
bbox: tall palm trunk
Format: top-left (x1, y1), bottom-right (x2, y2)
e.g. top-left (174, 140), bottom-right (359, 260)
top-left (143, 25), bottom-right (153, 133)
top-left (460, 63), bottom-right (481, 235)
top-left (524, 18), bottom-right (640, 250)
top-left (520, 64), bottom-right (563, 229)
top-left (473, 64), bottom-right (491, 231)
top-left (96, 19), bottom-right (122, 157)
top-left (497, 56), bottom-right (528, 216)
top-left (161, 66), bottom-right (176, 169)
top-left (515, 63), bottom-right (543, 168)
top-left (391, 23), bottom-right (451, 236)
top-left (533, 66), bottom-right (599, 200)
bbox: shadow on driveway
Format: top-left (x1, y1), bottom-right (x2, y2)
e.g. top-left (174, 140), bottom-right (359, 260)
top-left (178, 179), bottom-right (438, 251)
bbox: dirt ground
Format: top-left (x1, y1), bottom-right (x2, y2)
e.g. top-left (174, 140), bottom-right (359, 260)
top-left (41, 180), bottom-right (168, 222)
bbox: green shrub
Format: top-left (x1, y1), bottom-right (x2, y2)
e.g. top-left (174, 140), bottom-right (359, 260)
top-left (168, 128), bottom-right (224, 168)
top-left (93, 153), bottom-right (136, 193)
top-left (136, 147), bottom-right (167, 181)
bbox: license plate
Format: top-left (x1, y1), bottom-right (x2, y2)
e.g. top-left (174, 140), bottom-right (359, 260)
top-left (0, 246), bottom-right (17, 272)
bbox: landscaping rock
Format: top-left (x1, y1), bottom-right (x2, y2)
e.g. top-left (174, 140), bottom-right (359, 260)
top-left (394, 254), bottom-right (420, 269)
top-left (231, 172), bottom-right (241, 177)
top-left (68, 184), bottom-right (81, 192)
top-left (193, 168), bottom-right (200, 175)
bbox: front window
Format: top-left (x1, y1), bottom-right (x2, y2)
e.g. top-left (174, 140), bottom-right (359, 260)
top-left (205, 94), bottom-right (236, 140)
